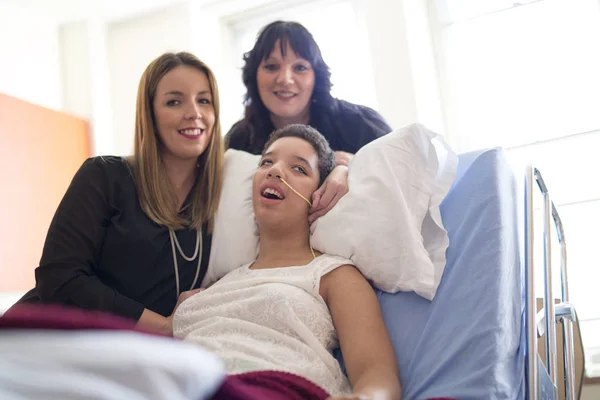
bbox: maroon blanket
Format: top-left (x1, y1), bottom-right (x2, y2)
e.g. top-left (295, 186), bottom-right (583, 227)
top-left (211, 371), bottom-right (458, 400)
top-left (212, 370), bottom-right (329, 400)
top-left (0, 304), bottom-right (146, 332)
top-left (1, 304), bottom-right (458, 400)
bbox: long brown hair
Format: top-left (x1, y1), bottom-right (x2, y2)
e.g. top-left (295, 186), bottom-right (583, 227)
top-left (130, 52), bottom-right (224, 232)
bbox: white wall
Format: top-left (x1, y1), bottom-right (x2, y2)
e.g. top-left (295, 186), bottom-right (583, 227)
top-left (582, 383), bottom-right (600, 400)
top-left (188, 2), bottom-right (239, 135)
top-left (359, 0), bottom-right (444, 132)
top-left (403, 0), bottom-right (445, 134)
top-left (0, 4), bottom-right (62, 111)
top-left (59, 19), bottom-right (117, 156)
top-left (107, 2), bottom-right (194, 156)
top-left (60, 22), bottom-right (93, 119)
top-left (0, 293), bottom-right (24, 316)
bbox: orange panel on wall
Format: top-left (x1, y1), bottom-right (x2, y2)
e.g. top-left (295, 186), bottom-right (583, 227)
top-left (0, 93), bottom-right (90, 291)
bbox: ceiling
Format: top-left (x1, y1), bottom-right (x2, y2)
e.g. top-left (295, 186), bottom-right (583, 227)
top-left (1, 0), bottom-right (187, 23)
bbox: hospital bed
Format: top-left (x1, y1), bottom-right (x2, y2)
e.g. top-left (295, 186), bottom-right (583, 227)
top-left (0, 148), bottom-right (580, 400)
top-left (367, 148), bottom-right (580, 399)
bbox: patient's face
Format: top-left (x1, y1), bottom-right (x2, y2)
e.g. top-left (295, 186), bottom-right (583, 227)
top-left (253, 136), bottom-right (320, 227)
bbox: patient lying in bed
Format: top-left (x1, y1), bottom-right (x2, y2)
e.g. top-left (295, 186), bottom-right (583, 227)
top-left (173, 125), bottom-right (401, 400)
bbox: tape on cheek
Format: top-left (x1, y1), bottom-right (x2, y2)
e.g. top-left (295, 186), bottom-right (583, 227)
top-left (276, 176), bottom-right (312, 207)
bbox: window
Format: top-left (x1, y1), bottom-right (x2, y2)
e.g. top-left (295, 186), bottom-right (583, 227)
top-left (223, 0), bottom-right (378, 131)
top-left (433, 0), bottom-right (600, 376)
top-left (435, 0), bottom-right (600, 151)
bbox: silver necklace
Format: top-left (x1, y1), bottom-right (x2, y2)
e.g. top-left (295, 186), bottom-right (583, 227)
top-left (169, 228), bottom-right (202, 300)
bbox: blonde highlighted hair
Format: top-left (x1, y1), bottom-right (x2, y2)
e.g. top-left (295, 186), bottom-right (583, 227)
top-left (129, 52), bottom-right (224, 232)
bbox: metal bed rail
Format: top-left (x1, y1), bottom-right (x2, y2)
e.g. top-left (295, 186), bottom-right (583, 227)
top-left (525, 166), bottom-right (577, 400)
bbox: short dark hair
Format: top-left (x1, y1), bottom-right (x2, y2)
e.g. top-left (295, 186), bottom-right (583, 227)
top-left (241, 21), bottom-right (334, 147)
top-left (263, 124), bottom-right (335, 186)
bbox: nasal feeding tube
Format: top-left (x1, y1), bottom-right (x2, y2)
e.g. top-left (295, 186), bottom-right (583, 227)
top-left (276, 175), bottom-right (316, 259)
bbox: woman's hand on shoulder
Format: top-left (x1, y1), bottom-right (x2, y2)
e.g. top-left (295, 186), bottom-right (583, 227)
top-left (309, 165), bottom-right (349, 224)
top-left (334, 151), bottom-right (354, 167)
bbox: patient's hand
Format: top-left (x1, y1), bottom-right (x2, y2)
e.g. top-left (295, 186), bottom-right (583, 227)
top-left (309, 165), bottom-right (349, 224)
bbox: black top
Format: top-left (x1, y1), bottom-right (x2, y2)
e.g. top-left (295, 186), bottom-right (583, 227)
top-left (18, 156), bottom-right (211, 320)
top-left (225, 99), bottom-right (392, 155)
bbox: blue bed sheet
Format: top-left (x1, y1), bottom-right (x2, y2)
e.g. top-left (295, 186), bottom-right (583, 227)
top-left (376, 148), bottom-right (526, 399)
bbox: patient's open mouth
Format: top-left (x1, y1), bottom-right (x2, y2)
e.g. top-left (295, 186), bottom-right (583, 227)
top-left (262, 187), bottom-right (284, 200)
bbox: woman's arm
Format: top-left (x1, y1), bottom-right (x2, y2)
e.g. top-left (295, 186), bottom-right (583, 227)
top-left (35, 158), bottom-right (144, 320)
top-left (136, 308), bottom-right (171, 335)
top-left (136, 288), bottom-right (204, 336)
top-left (321, 265), bottom-right (401, 400)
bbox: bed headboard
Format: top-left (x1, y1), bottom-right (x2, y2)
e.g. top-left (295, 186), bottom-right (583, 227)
top-left (0, 92), bottom-right (90, 292)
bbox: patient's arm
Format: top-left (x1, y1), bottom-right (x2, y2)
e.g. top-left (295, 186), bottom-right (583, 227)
top-left (321, 265), bottom-right (401, 400)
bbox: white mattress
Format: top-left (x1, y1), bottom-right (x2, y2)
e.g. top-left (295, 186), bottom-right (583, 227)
top-left (0, 292), bottom-right (24, 316)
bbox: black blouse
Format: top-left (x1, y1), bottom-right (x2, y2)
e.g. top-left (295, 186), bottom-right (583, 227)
top-left (18, 156), bottom-right (211, 320)
top-left (224, 99), bottom-right (392, 155)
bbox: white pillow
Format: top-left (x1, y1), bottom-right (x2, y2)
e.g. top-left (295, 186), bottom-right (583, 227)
top-left (204, 150), bottom-right (259, 288)
top-left (205, 123), bottom-right (457, 300)
top-left (311, 123), bottom-right (457, 299)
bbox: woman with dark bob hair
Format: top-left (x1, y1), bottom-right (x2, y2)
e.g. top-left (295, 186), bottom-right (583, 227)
top-left (225, 20), bottom-right (392, 223)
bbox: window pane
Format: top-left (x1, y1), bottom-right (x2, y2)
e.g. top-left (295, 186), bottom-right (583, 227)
top-left (441, 0), bottom-right (518, 22)
top-left (505, 131), bottom-right (600, 206)
top-left (555, 201), bottom-right (600, 321)
top-left (441, 0), bottom-right (600, 152)
top-left (580, 319), bottom-right (600, 377)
